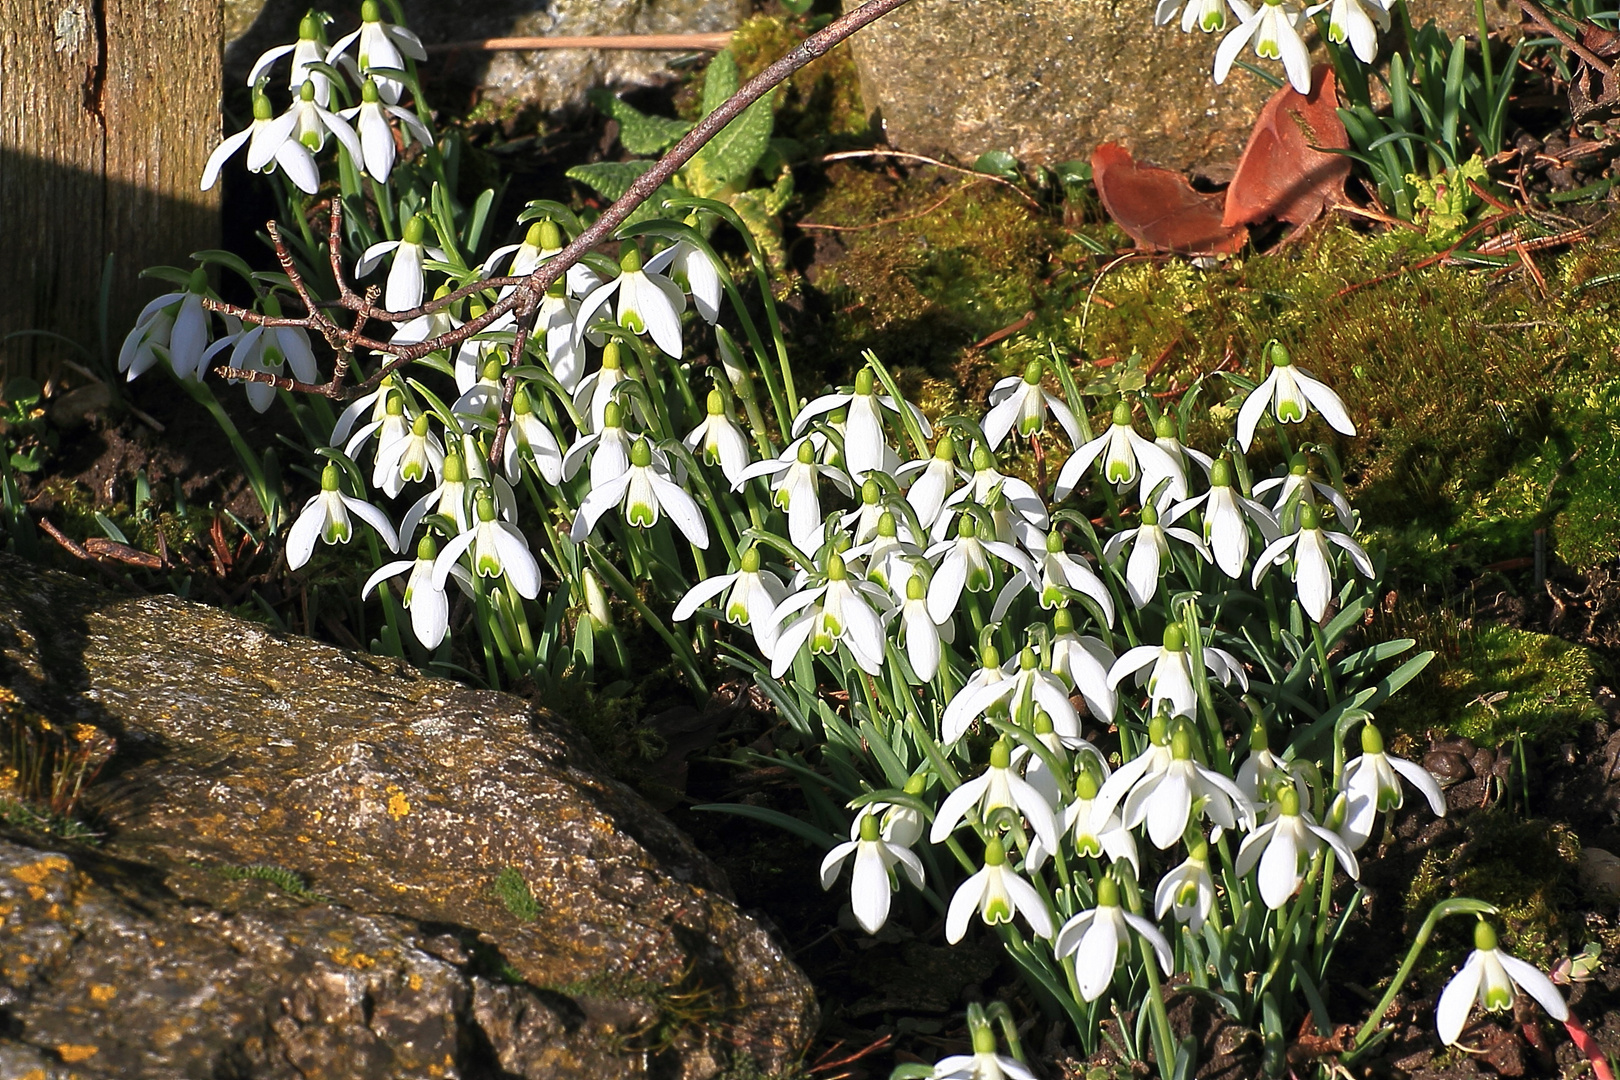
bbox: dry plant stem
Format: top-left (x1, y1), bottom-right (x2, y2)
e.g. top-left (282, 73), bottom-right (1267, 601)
top-left (1516, 0), bottom-right (1613, 74)
top-left (205, 0), bottom-right (920, 411)
top-left (425, 33), bottom-right (732, 53)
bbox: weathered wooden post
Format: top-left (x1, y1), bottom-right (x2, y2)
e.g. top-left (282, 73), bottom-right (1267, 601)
top-left (0, 0), bottom-right (221, 379)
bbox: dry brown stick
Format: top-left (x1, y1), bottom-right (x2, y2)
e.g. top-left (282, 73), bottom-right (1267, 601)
top-left (817, 148), bottom-right (1043, 208)
top-left (425, 33), bottom-right (732, 53)
top-left (1516, 0), bottom-right (1613, 75)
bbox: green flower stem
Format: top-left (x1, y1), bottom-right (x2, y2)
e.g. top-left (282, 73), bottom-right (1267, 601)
top-left (1313, 847), bottom-right (1339, 969)
top-left (1311, 619), bottom-right (1340, 704)
top-left (176, 377), bottom-right (284, 530)
top-left (1182, 602), bottom-right (1232, 775)
top-left (586, 545), bottom-right (708, 694)
top-left (363, 532), bottom-right (406, 659)
top-left (1120, 871), bottom-right (1178, 1078)
top-left (1353, 898), bottom-right (1499, 1048)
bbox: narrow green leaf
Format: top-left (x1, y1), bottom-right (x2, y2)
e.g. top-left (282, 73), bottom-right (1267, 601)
top-left (691, 803), bottom-right (838, 848)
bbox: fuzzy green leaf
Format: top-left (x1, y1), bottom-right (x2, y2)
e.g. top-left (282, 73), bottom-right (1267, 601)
top-left (589, 89), bottom-right (693, 156)
top-left (701, 50), bottom-right (739, 118)
top-left (688, 89), bottom-right (775, 194)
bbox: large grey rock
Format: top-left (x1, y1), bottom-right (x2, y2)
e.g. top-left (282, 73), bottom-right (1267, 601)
top-left (843, 0), bottom-right (1513, 170)
top-left (225, 0), bottom-right (749, 114)
top-left (0, 556), bottom-right (816, 1079)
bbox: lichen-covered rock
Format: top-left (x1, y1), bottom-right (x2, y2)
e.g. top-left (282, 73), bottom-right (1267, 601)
top-left (0, 556), bottom-right (816, 1079)
top-left (842, 0), bottom-right (1512, 170)
top-left (225, 0), bottom-right (749, 115)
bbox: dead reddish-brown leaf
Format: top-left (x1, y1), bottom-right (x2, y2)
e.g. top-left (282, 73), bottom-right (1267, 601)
top-left (1223, 65), bottom-right (1351, 229)
top-left (1090, 142), bottom-right (1248, 256)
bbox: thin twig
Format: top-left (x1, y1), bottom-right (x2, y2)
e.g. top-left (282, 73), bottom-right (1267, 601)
top-left (425, 33), bottom-right (732, 53)
top-left (1517, 0), bottom-right (1613, 75)
top-left (818, 148), bottom-right (1042, 208)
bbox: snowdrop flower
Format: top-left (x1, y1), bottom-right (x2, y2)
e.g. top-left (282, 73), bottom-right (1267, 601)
top-left (575, 246), bottom-right (687, 358)
top-left (1171, 458), bottom-right (1279, 579)
top-left (287, 463), bottom-right (399, 570)
top-left (1029, 762), bottom-right (1138, 874)
top-left (1235, 782), bottom-right (1358, 908)
top-left (946, 836), bottom-right (1054, 943)
top-left (1235, 341), bottom-right (1356, 451)
top-left (685, 389), bottom-right (751, 485)
top-left (1327, 0), bottom-right (1390, 64)
top-left (736, 437), bottom-right (853, 556)
top-left (119, 268), bottom-right (216, 381)
top-left (646, 235), bottom-right (723, 323)
top-left (532, 280), bottom-right (585, 391)
top-left (483, 219), bottom-right (600, 302)
top-left (397, 450), bottom-right (515, 543)
top-left (898, 573), bottom-right (954, 681)
top-left (794, 368), bottom-right (927, 481)
top-left (938, 445), bottom-right (1049, 547)
top-left (374, 410), bottom-right (445, 497)
top-left (1107, 722), bottom-right (1255, 850)
top-left (768, 553), bottom-right (892, 677)
top-left (1153, 413), bottom-right (1212, 493)
top-left (201, 87), bottom-right (318, 195)
top-left (926, 513), bottom-right (1036, 625)
top-left (1102, 499), bottom-right (1210, 608)
top-left (501, 387), bottom-right (564, 485)
top-left (1340, 722), bottom-right (1447, 850)
top-left (573, 342), bottom-right (639, 433)
top-left (1050, 608), bottom-right (1118, 722)
top-left (1437, 921), bottom-right (1568, 1046)
top-left (1235, 715), bottom-right (1314, 810)
top-left (249, 12), bottom-right (332, 103)
top-left (349, 390), bottom-right (411, 469)
top-left (992, 529), bottom-right (1115, 625)
top-left (562, 400), bottom-right (633, 490)
top-left (874, 775), bottom-right (930, 847)
top-left (671, 545), bottom-right (788, 654)
top-left (1251, 502), bottom-right (1375, 622)
top-left (358, 215), bottom-right (447, 314)
top-left (341, 77), bottom-right (433, 183)
top-left (983, 359), bottom-right (1083, 449)
top-left (1055, 400), bottom-right (1184, 505)
top-left (1214, 0), bottom-right (1314, 96)
top-left (946, 648), bottom-right (1083, 747)
top-left (207, 317), bottom-right (319, 411)
top-left (287, 78), bottom-right (363, 160)
top-left (326, 0), bottom-right (427, 105)
top-left (1254, 452), bottom-right (1355, 532)
top-left (848, 510), bottom-right (923, 593)
top-left (433, 493), bottom-right (541, 600)
top-left (1155, 839), bottom-right (1217, 931)
top-left (329, 375), bottom-right (404, 448)
top-left (1054, 876), bottom-right (1173, 1001)
top-left (1108, 624), bottom-right (1248, 723)
top-left (820, 809), bottom-right (925, 935)
top-left (929, 1007), bottom-right (1038, 1080)
top-left (900, 434), bottom-right (963, 531)
top-left (571, 436), bottom-right (710, 549)
top-left (363, 535), bottom-right (471, 649)
top-left (1157, 0), bottom-right (1232, 32)
top-left (932, 739), bottom-right (1062, 854)
top-left (453, 356), bottom-right (507, 430)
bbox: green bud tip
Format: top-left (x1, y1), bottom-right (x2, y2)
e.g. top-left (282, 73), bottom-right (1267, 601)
top-left (629, 438), bottom-right (652, 469)
top-left (833, 532), bottom-right (852, 554)
top-left (858, 813), bottom-right (881, 842)
top-left (299, 12), bottom-right (324, 40)
top-left (981, 644), bottom-right (1002, 669)
top-left (1171, 725), bottom-right (1194, 761)
top-left (1162, 624), bottom-right (1185, 652)
top-left (1298, 502), bottom-right (1321, 531)
top-left (468, 299), bottom-right (487, 320)
top-left (361, 0), bottom-right (381, 21)
top-left (1250, 715), bottom-right (1269, 751)
top-left (1474, 919), bottom-right (1499, 953)
top-left (1189, 838), bottom-right (1209, 862)
top-left (934, 434), bottom-right (955, 460)
top-left (1289, 452), bottom-right (1309, 476)
top-left (411, 413), bottom-right (430, 436)
top-left (1096, 876), bottom-right (1119, 908)
top-left (957, 515), bottom-right (978, 540)
top-left (971, 1023), bottom-right (999, 1057)
top-left (252, 92), bottom-right (274, 121)
top-left (740, 546), bottom-right (761, 573)
top-left (878, 511), bottom-right (897, 538)
top-left (1053, 607), bottom-right (1074, 634)
top-left (403, 215), bottom-right (428, 245)
top-left (602, 401), bottom-right (623, 428)
top-left (862, 478), bottom-right (881, 504)
top-left (481, 358), bottom-right (502, 382)
top-left (1019, 647), bottom-right (1037, 672)
top-left (540, 220), bottom-right (563, 250)
top-left (1033, 709), bottom-right (1053, 735)
top-left (619, 246), bottom-right (643, 274)
top-left (906, 574), bottom-right (925, 601)
top-left (300, 79), bottom-right (317, 102)
top-left (1139, 499), bottom-right (1159, 526)
top-left (415, 534), bottom-right (439, 560)
top-left (361, 78), bottom-right (381, 103)
top-left (990, 739), bottom-right (1012, 769)
top-left (983, 837), bottom-right (1008, 867)
top-left (1277, 783), bottom-right (1300, 816)
top-left (1111, 400), bottom-right (1133, 427)
top-left (523, 222), bottom-right (546, 248)
top-left (187, 267), bottom-right (209, 293)
top-left (1046, 530), bottom-right (1064, 553)
top-left (827, 553), bottom-right (848, 581)
top-left (442, 453), bottom-right (465, 483)
top-left (854, 368), bottom-right (875, 396)
top-left (904, 773), bottom-right (927, 796)
top-left (706, 389), bottom-right (725, 416)
top-left (475, 495), bottom-right (496, 522)
top-left (320, 463), bottom-right (342, 491)
top-left (1210, 457), bottom-right (1233, 488)
top-left (1267, 340), bottom-right (1292, 368)
top-left (1154, 414), bottom-right (1175, 439)
top-left (602, 342), bottom-right (622, 369)
top-left (1075, 770), bottom-right (1099, 800)
top-left (512, 387), bottom-right (532, 415)
top-left (546, 278), bottom-right (566, 299)
top-left (1148, 712), bottom-right (1170, 745)
top-left (1022, 359), bottom-right (1043, 384)
top-left (972, 445), bottom-right (993, 471)
top-left (1360, 722), bottom-right (1385, 755)
top-left (384, 391), bottom-right (405, 416)
top-left (796, 440), bottom-right (817, 465)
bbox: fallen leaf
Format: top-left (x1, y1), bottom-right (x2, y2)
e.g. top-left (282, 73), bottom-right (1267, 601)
top-left (1224, 65), bottom-right (1351, 229)
top-left (1090, 143), bottom-right (1247, 256)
